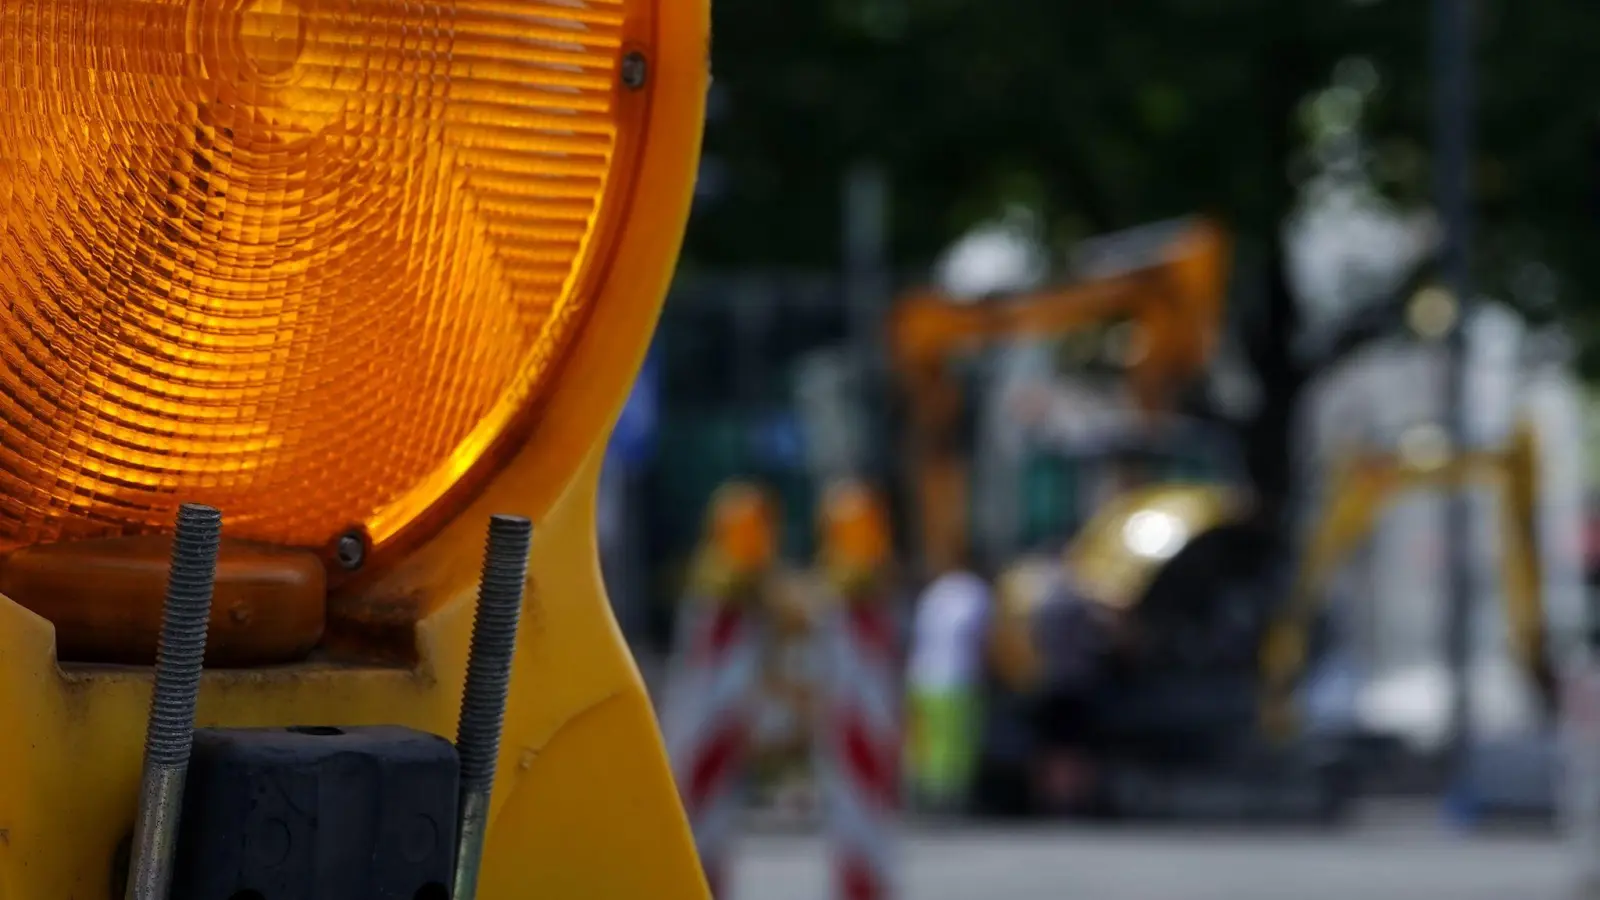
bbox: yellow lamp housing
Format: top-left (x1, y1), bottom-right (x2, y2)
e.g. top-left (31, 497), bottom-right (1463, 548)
top-left (0, 1), bottom-right (711, 898)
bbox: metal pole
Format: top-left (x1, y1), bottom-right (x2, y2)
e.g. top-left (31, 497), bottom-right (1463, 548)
top-left (126, 503), bottom-right (222, 900)
top-left (453, 514), bottom-right (533, 900)
top-left (843, 161), bottom-right (891, 474)
top-left (1432, 0), bottom-right (1476, 775)
top-left (843, 161), bottom-right (890, 367)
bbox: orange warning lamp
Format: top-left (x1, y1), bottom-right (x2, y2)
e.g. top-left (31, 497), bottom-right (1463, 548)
top-left (0, 1), bottom-right (712, 898)
top-left (0, 0), bottom-right (703, 662)
top-left (706, 481), bottom-right (780, 577)
top-left (818, 479), bottom-right (893, 579)
top-left (0, 0), bottom-right (670, 569)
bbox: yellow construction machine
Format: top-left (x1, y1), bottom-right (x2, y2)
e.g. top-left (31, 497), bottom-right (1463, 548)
top-left (975, 373), bottom-right (1555, 820)
top-left (887, 216), bottom-right (1274, 816)
top-left (888, 217), bottom-right (1232, 576)
top-left (990, 424), bottom-right (1549, 712)
top-left (1260, 423), bottom-right (1554, 736)
top-left (901, 232), bottom-right (1561, 818)
top-left (0, 3), bottom-right (712, 898)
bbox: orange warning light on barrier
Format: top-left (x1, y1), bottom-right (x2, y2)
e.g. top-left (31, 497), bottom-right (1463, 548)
top-left (707, 481), bottom-right (780, 577)
top-left (818, 479), bottom-right (894, 577)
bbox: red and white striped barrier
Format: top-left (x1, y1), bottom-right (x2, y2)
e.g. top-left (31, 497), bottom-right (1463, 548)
top-left (812, 603), bottom-right (903, 900)
top-left (661, 590), bottom-right (903, 899)
top-left (662, 602), bottom-right (767, 897)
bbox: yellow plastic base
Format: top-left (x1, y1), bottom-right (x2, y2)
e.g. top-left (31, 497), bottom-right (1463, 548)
top-left (0, 449), bottom-right (707, 900)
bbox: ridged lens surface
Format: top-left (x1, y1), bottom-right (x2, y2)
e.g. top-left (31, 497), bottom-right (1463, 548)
top-left (0, 0), bottom-right (636, 554)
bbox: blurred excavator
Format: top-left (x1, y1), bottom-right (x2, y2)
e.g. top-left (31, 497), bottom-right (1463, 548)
top-left (889, 216), bottom-right (1275, 816)
top-left (889, 221), bottom-right (1566, 820)
top-left (976, 419), bottom-right (1553, 820)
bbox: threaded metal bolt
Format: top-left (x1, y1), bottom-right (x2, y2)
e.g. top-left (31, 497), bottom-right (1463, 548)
top-left (126, 502), bottom-right (222, 900)
top-left (453, 514), bottom-right (533, 900)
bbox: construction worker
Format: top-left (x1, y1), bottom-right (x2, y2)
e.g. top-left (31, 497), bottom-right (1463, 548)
top-left (905, 550), bottom-right (995, 813)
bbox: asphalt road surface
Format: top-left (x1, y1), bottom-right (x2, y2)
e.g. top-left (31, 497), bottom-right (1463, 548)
top-left (732, 813), bottom-right (1576, 900)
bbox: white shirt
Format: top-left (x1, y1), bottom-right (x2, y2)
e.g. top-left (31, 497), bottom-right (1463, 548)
top-left (907, 571), bottom-right (993, 691)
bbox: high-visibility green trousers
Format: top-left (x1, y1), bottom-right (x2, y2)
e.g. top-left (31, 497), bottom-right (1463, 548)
top-left (906, 687), bottom-right (981, 810)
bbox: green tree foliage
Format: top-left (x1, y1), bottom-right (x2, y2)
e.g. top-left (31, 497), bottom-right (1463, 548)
top-left (1361, 1), bottom-right (1600, 326)
top-left (689, 0), bottom-right (1600, 325)
top-left (691, 0), bottom-right (1348, 268)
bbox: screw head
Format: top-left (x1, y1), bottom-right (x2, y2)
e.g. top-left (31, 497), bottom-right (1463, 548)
top-left (336, 530), bottom-right (366, 571)
top-left (621, 51), bottom-right (648, 90)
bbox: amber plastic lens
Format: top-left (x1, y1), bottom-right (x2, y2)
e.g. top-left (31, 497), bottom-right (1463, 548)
top-left (0, 0), bottom-right (646, 558)
top-left (707, 482), bottom-right (777, 575)
top-left (818, 480), bottom-right (891, 571)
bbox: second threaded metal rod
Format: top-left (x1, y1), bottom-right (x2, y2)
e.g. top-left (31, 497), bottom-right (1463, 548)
top-left (453, 514), bottom-right (533, 900)
top-left (126, 503), bottom-right (222, 900)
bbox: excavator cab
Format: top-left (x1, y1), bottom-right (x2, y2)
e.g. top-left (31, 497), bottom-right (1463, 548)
top-left (0, 3), bottom-right (712, 898)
